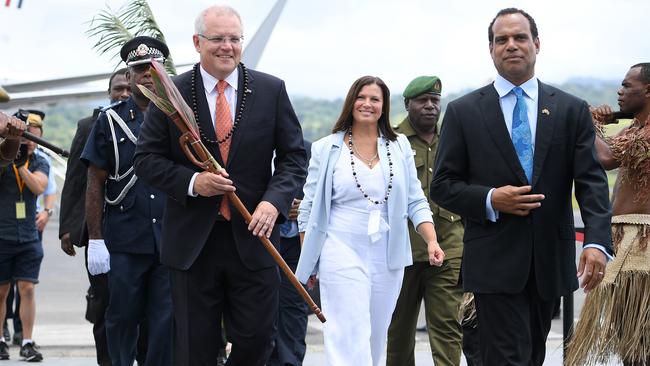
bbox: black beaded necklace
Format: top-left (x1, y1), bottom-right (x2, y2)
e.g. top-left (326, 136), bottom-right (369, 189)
top-left (347, 128), bottom-right (393, 205)
top-left (191, 62), bottom-right (250, 145)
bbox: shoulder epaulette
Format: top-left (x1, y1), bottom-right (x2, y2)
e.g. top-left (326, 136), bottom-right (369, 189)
top-left (100, 100), bottom-right (125, 113)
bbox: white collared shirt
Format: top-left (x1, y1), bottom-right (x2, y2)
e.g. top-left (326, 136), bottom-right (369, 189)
top-left (493, 74), bottom-right (539, 150)
top-left (187, 66), bottom-right (239, 197)
top-left (199, 65), bottom-right (238, 127)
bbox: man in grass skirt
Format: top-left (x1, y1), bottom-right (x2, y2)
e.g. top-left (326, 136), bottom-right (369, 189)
top-left (567, 63), bottom-right (650, 366)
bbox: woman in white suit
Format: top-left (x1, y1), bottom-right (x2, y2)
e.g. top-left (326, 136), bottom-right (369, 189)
top-left (296, 76), bottom-right (444, 366)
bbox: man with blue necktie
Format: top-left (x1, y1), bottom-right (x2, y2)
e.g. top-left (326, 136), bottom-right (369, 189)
top-left (431, 8), bottom-right (613, 365)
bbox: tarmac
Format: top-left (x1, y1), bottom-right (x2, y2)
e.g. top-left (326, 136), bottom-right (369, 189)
top-left (4, 218), bottom-right (621, 365)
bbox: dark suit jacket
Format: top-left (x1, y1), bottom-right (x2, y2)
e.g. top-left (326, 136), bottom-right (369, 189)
top-left (134, 64), bottom-right (307, 271)
top-left (294, 140), bottom-right (311, 201)
top-left (59, 111), bottom-right (99, 246)
top-left (430, 81), bottom-right (612, 301)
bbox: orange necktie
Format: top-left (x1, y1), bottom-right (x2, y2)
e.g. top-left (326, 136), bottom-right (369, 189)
top-left (215, 80), bottom-right (232, 220)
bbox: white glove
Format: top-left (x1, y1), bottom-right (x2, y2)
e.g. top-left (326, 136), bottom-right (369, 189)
top-left (87, 239), bottom-right (110, 275)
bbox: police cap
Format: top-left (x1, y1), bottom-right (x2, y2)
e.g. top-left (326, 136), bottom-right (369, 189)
top-left (120, 36), bottom-right (169, 67)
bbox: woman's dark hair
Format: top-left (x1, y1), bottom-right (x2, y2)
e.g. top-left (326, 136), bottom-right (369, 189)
top-left (331, 75), bottom-right (397, 141)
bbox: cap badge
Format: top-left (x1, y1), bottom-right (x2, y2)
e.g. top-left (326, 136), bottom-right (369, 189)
top-left (135, 44), bottom-right (150, 57)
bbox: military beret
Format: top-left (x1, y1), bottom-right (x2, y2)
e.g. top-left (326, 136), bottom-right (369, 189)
top-left (120, 36), bottom-right (169, 67)
top-left (403, 76), bottom-right (442, 99)
top-left (14, 109), bottom-right (45, 127)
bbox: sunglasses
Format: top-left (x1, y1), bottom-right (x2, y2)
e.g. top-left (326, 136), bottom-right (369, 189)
top-left (130, 63), bottom-right (152, 74)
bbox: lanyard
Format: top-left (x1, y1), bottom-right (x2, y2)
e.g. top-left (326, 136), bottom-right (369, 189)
top-left (12, 159), bottom-right (29, 199)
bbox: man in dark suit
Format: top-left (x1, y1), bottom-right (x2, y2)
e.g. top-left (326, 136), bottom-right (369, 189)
top-left (134, 5), bottom-right (306, 366)
top-left (58, 68), bottom-right (140, 366)
top-left (430, 8), bottom-right (613, 365)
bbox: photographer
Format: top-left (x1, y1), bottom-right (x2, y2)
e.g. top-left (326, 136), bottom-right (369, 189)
top-left (0, 112), bottom-right (26, 167)
top-left (3, 109), bottom-right (56, 348)
top-left (0, 111), bottom-right (48, 361)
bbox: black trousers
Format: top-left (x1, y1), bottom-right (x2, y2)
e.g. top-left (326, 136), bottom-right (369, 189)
top-left (268, 235), bottom-right (308, 366)
top-left (474, 269), bottom-right (556, 366)
top-left (169, 221), bottom-right (280, 366)
top-left (105, 253), bottom-right (171, 366)
top-left (462, 320), bottom-right (483, 366)
top-left (84, 246), bottom-right (148, 366)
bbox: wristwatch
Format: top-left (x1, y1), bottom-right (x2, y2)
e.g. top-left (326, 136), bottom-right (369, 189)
top-left (45, 208), bottom-right (54, 217)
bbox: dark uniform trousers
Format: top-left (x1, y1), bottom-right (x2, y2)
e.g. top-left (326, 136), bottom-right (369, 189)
top-left (85, 246), bottom-right (148, 366)
top-left (268, 234), bottom-right (308, 366)
top-left (105, 252), bottom-right (170, 366)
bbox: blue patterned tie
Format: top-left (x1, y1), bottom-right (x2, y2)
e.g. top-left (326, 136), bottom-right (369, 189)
top-left (511, 86), bottom-right (533, 183)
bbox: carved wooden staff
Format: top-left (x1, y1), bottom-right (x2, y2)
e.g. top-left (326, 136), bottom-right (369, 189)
top-left (139, 61), bottom-right (325, 323)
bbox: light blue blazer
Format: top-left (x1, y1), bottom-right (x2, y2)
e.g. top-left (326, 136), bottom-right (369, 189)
top-left (295, 131), bottom-right (433, 283)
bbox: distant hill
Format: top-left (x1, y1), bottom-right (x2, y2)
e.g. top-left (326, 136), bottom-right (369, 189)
top-left (298, 78), bottom-right (621, 142)
top-left (30, 78), bottom-right (623, 152)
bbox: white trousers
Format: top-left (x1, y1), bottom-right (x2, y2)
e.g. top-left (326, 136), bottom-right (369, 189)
top-left (319, 228), bottom-right (404, 366)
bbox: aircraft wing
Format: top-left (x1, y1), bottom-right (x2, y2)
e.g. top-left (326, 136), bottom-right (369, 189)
top-left (1, 0), bottom-right (285, 109)
top-left (0, 89), bottom-right (107, 110)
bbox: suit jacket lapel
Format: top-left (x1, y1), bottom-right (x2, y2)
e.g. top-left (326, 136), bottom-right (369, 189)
top-left (532, 82), bottom-right (557, 186)
top-left (479, 85), bottom-right (528, 185)
top-left (324, 132), bottom-right (344, 216)
top-left (193, 67), bottom-right (225, 167)
top-left (226, 64), bottom-right (255, 167)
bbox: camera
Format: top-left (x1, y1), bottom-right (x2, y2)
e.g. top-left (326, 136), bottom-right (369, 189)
top-left (13, 143), bottom-right (29, 166)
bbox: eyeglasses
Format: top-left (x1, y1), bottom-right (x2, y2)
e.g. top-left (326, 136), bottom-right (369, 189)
top-left (198, 34), bottom-right (244, 45)
top-left (130, 63), bottom-right (152, 74)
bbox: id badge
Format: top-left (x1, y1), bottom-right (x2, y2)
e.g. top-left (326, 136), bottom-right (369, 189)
top-left (15, 201), bottom-right (26, 219)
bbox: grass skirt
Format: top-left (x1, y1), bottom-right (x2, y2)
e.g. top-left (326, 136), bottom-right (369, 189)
top-left (565, 214), bottom-right (650, 365)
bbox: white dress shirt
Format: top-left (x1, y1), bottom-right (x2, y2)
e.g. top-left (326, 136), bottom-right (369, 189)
top-left (187, 66), bottom-right (239, 196)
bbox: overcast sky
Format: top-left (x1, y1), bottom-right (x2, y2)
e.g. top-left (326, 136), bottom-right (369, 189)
top-left (1, 0), bottom-right (648, 98)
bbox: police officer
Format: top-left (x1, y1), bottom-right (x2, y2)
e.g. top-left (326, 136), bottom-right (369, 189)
top-left (387, 76), bottom-right (464, 366)
top-left (59, 68), bottom-right (146, 366)
top-left (81, 36), bottom-right (171, 366)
